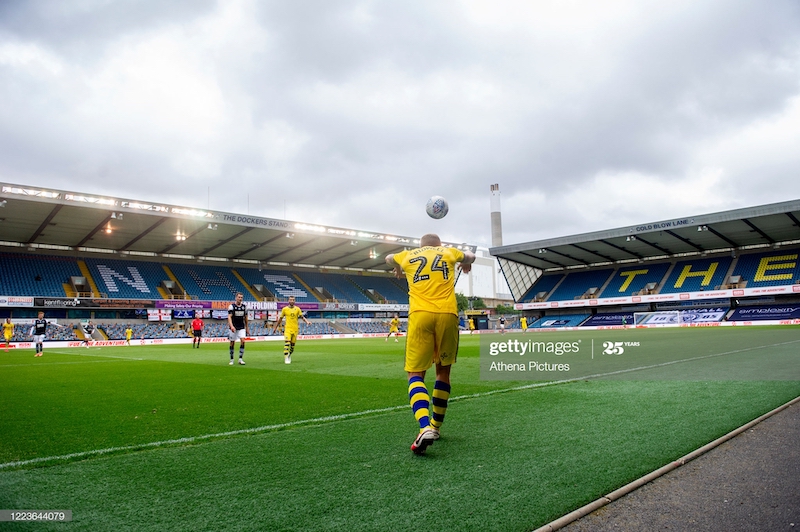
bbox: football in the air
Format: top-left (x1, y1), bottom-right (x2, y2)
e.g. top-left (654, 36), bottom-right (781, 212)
top-left (426, 196), bottom-right (449, 219)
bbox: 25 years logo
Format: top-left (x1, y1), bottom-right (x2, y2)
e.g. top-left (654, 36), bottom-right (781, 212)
top-left (602, 341), bottom-right (640, 355)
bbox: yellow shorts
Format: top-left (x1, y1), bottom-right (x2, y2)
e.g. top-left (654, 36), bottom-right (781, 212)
top-left (404, 312), bottom-right (459, 372)
top-left (284, 331), bottom-right (298, 344)
top-left (3, 334), bottom-right (11, 342)
top-left (389, 326), bottom-right (399, 333)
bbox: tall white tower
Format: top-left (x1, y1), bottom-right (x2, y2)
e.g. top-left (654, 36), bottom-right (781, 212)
top-left (490, 184), bottom-right (503, 247)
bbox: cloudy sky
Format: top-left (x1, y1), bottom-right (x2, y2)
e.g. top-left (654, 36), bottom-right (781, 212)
top-left (2, 0), bottom-right (800, 249)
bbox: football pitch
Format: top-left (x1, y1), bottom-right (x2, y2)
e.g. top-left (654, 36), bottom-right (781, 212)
top-left (1, 326), bottom-right (799, 531)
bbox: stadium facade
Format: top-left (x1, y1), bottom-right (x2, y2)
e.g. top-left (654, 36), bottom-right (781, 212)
top-left (490, 200), bottom-right (800, 329)
top-left (0, 182), bottom-right (479, 343)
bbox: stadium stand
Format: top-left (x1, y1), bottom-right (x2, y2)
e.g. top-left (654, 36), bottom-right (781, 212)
top-left (659, 257), bottom-right (732, 293)
top-left (547, 269), bottom-right (614, 301)
top-left (346, 275), bottom-right (409, 304)
top-left (295, 271), bottom-right (371, 303)
top-left (520, 274), bottom-right (564, 302)
top-left (0, 252), bottom-right (82, 297)
top-left (83, 258), bottom-right (166, 299)
top-left (11, 323), bottom-right (80, 342)
top-left (347, 321), bottom-right (403, 334)
top-left (530, 313), bottom-right (590, 328)
top-left (300, 322), bottom-right (339, 335)
top-left (729, 249), bottom-right (800, 288)
top-left (1, 251), bottom-right (408, 305)
top-left (516, 251), bottom-right (798, 304)
top-left (100, 323), bottom-right (189, 340)
top-left (168, 263), bottom-right (255, 302)
top-left (196, 320), bottom-right (337, 338)
top-left (235, 268), bottom-right (316, 302)
top-left (601, 263), bottom-right (671, 297)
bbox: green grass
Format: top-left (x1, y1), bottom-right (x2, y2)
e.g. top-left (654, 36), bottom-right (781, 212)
top-left (1, 328), bottom-right (799, 531)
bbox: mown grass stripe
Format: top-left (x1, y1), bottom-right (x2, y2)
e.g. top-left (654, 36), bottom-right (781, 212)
top-left (5, 337), bottom-right (795, 470)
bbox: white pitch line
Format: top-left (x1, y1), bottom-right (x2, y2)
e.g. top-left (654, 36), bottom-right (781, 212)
top-left (2, 338), bottom-right (798, 470)
top-left (0, 405), bottom-right (409, 470)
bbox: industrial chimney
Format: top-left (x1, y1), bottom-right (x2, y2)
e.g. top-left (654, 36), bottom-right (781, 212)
top-left (490, 184), bottom-right (502, 247)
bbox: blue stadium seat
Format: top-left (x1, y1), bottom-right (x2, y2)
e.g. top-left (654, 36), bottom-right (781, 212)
top-left (295, 271), bottom-right (372, 303)
top-left (731, 249), bottom-right (800, 288)
top-left (84, 258), bottom-right (166, 299)
top-left (548, 269), bottom-right (614, 301)
top-left (235, 268), bottom-right (315, 302)
top-left (660, 257), bottom-right (732, 293)
top-left (168, 263), bottom-right (254, 302)
top-left (346, 275), bottom-right (409, 304)
top-left (520, 274), bottom-right (563, 302)
top-left (602, 263), bottom-right (670, 297)
top-left (0, 252), bottom-right (82, 297)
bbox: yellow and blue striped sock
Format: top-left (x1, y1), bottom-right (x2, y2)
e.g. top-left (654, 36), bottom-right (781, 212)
top-left (431, 381), bottom-right (451, 430)
top-left (408, 376), bottom-right (430, 431)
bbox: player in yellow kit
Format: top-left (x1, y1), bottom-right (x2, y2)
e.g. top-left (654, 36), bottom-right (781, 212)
top-left (3, 318), bottom-right (14, 351)
top-left (272, 296), bottom-right (310, 364)
top-left (386, 234), bottom-right (475, 454)
top-left (386, 314), bottom-right (401, 342)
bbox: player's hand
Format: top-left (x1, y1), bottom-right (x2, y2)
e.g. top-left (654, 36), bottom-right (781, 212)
top-left (459, 263), bottom-right (472, 274)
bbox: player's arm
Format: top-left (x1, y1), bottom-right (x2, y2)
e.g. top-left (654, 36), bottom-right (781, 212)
top-left (244, 312), bottom-right (249, 334)
top-left (458, 251), bottom-right (476, 274)
top-left (385, 254), bottom-right (403, 279)
top-left (227, 310), bottom-right (235, 332)
top-left (301, 312), bottom-right (311, 326)
top-left (271, 313), bottom-right (283, 334)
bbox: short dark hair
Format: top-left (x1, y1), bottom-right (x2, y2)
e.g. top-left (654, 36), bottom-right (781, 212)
top-left (420, 234), bottom-right (441, 247)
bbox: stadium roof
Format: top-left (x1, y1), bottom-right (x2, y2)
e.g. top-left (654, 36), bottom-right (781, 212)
top-left (0, 182), bottom-right (476, 272)
top-left (490, 199), bottom-right (800, 300)
top-left (491, 199), bottom-right (800, 270)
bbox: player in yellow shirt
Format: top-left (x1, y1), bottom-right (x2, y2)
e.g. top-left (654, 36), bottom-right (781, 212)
top-left (272, 296), bottom-right (310, 364)
top-left (520, 316), bottom-right (528, 333)
top-left (3, 318), bottom-right (14, 351)
top-left (125, 325), bottom-right (133, 346)
top-left (386, 234), bottom-right (475, 454)
top-left (386, 314), bottom-right (401, 342)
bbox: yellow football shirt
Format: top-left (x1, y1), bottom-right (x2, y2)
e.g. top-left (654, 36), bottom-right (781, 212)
top-left (280, 306), bottom-right (304, 334)
top-left (392, 246), bottom-right (465, 316)
top-left (2, 322), bottom-right (14, 338)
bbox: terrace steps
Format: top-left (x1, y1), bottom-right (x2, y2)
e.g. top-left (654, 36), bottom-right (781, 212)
top-left (76, 260), bottom-right (101, 296)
